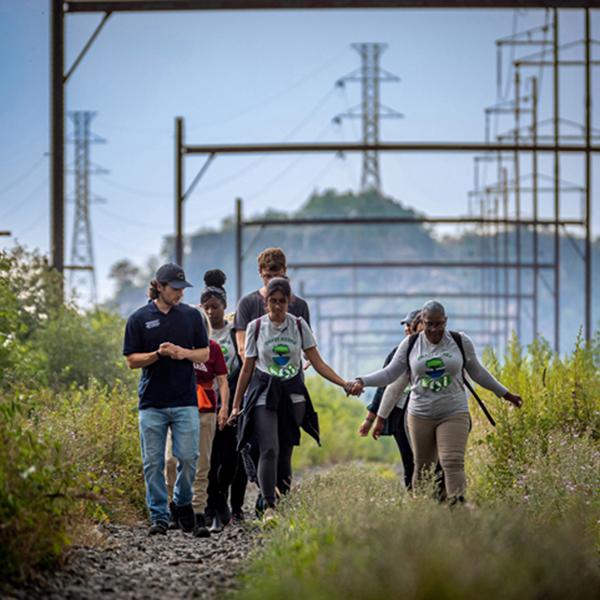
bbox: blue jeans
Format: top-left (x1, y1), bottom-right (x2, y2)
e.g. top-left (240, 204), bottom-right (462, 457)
top-left (139, 406), bottom-right (200, 524)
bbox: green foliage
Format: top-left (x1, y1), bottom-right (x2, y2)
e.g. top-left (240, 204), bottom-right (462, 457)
top-left (0, 246), bottom-right (134, 390)
top-left (0, 394), bottom-right (74, 581)
top-left (468, 332), bottom-right (600, 503)
top-left (294, 378), bottom-right (398, 469)
top-left (236, 465), bottom-right (599, 600)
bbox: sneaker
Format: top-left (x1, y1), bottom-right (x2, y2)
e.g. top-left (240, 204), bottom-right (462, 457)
top-left (193, 511), bottom-right (210, 538)
top-left (262, 507), bottom-right (277, 527)
top-left (148, 520), bottom-right (168, 536)
top-left (231, 509), bottom-right (245, 522)
top-left (175, 503), bottom-right (195, 533)
top-left (209, 514), bottom-right (224, 534)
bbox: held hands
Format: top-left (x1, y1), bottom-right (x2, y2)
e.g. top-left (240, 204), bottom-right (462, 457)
top-left (343, 379), bottom-right (364, 397)
top-left (504, 391), bottom-right (523, 408)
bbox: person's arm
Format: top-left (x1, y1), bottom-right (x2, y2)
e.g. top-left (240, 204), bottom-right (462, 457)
top-left (303, 346), bottom-right (347, 387)
top-left (360, 348), bottom-right (396, 436)
top-left (352, 337), bottom-right (410, 392)
top-left (378, 373), bottom-right (410, 419)
top-left (228, 357), bottom-right (256, 423)
top-left (461, 334), bottom-right (523, 408)
top-left (216, 374), bottom-right (230, 430)
top-left (372, 372), bottom-right (411, 440)
top-left (126, 349), bottom-right (161, 369)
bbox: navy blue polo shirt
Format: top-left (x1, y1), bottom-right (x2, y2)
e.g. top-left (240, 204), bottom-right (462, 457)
top-left (123, 301), bottom-right (209, 410)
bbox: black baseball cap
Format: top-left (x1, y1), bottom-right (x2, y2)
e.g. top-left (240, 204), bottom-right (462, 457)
top-left (401, 309), bottom-right (421, 326)
top-left (155, 263), bottom-right (192, 289)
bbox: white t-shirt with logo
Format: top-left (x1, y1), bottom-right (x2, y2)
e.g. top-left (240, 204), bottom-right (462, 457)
top-left (211, 321), bottom-right (239, 375)
top-left (244, 313), bottom-right (316, 406)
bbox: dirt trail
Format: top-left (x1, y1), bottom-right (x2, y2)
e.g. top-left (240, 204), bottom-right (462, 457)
top-left (4, 511), bottom-right (260, 599)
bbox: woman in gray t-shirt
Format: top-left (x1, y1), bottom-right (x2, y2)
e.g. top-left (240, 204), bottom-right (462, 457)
top-left (350, 301), bottom-right (522, 504)
top-left (230, 277), bottom-right (349, 523)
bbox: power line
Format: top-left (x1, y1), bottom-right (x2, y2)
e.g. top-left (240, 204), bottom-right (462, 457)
top-left (0, 155), bottom-right (47, 195)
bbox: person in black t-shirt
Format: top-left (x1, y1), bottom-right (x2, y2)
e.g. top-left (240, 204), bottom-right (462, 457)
top-left (123, 263), bottom-right (209, 536)
top-left (234, 247), bottom-right (310, 359)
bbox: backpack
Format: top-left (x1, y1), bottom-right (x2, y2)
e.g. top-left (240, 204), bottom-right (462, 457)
top-left (405, 331), bottom-right (496, 427)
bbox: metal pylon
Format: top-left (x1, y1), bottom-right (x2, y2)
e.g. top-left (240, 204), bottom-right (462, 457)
top-left (334, 43), bottom-right (403, 192)
top-left (67, 111), bottom-right (106, 305)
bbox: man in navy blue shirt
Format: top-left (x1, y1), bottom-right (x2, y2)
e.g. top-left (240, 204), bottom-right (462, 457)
top-left (124, 263), bottom-right (209, 536)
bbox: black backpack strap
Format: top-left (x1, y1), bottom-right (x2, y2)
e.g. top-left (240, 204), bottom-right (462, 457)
top-left (230, 327), bottom-right (239, 354)
top-left (296, 317), bottom-right (304, 347)
top-left (449, 330), bottom-right (496, 427)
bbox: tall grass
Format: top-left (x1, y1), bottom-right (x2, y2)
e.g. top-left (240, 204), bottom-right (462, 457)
top-left (235, 336), bottom-right (600, 599)
top-left (236, 465), bottom-right (599, 600)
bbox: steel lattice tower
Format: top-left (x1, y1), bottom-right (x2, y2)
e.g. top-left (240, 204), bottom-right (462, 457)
top-left (335, 43), bottom-right (402, 191)
top-left (67, 111), bottom-right (106, 305)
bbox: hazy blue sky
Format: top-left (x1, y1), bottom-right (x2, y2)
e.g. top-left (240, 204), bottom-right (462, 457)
top-left (0, 2), bottom-right (597, 300)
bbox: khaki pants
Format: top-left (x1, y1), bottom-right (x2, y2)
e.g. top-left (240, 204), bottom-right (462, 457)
top-left (165, 411), bottom-right (217, 512)
top-left (407, 412), bottom-right (470, 498)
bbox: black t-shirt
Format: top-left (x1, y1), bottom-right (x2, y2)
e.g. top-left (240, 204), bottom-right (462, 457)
top-left (123, 301), bottom-right (209, 410)
top-left (233, 290), bottom-right (311, 332)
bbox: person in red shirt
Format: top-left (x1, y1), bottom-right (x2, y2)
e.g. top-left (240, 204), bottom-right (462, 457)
top-left (165, 309), bottom-right (228, 537)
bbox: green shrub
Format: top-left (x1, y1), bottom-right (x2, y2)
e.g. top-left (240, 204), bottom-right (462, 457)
top-left (0, 394), bottom-right (75, 581)
top-left (35, 382), bottom-right (145, 523)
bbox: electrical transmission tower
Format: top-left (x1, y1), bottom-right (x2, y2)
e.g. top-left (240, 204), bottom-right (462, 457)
top-left (334, 43), bottom-right (402, 192)
top-left (67, 111), bottom-right (106, 305)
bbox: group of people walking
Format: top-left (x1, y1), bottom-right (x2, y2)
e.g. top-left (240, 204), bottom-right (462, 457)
top-left (123, 247), bottom-right (522, 536)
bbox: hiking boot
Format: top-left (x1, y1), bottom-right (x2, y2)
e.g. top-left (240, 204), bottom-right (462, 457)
top-left (448, 495), bottom-right (466, 508)
top-left (209, 514), bottom-right (224, 534)
top-left (193, 512), bottom-right (210, 538)
top-left (217, 502), bottom-right (232, 526)
top-left (148, 520), bottom-right (168, 536)
top-left (168, 501), bottom-right (179, 530)
top-left (175, 503), bottom-right (195, 532)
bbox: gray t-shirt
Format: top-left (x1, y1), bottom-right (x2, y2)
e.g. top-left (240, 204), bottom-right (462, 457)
top-left (245, 314), bottom-right (316, 406)
top-left (360, 330), bottom-right (508, 420)
top-left (211, 321), bottom-right (239, 375)
top-left (234, 290), bottom-right (311, 332)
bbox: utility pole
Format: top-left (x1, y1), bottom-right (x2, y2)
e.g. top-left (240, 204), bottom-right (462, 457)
top-left (334, 43), bottom-right (402, 192)
top-left (67, 111), bottom-right (106, 305)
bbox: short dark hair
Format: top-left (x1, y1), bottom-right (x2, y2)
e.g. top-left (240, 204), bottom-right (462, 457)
top-left (266, 277), bottom-right (291, 299)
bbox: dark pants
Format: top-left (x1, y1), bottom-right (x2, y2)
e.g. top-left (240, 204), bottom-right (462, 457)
top-left (206, 423), bottom-right (248, 515)
top-left (254, 403), bottom-right (306, 507)
top-left (391, 406), bottom-right (415, 489)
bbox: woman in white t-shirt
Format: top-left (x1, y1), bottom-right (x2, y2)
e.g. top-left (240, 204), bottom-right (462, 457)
top-left (349, 300), bottom-right (523, 505)
top-left (229, 277), bottom-right (350, 523)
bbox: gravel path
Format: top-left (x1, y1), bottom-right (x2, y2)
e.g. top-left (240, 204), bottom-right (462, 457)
top-left (3, 508), bottom-right (261, 600)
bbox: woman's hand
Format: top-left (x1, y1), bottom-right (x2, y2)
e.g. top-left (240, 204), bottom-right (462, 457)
top-left (503, 391), bottom-right (523, 408)
top-left (218, 405), bottom-right (229, 430)
top-left (227, 407), bottom-right (241, 426)
top-left (344, 379), bottom-right (364, 397)
top-left (372, 416), bottom-right (385, 440)
top-left (359, 414), bottom-right (375, 437)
